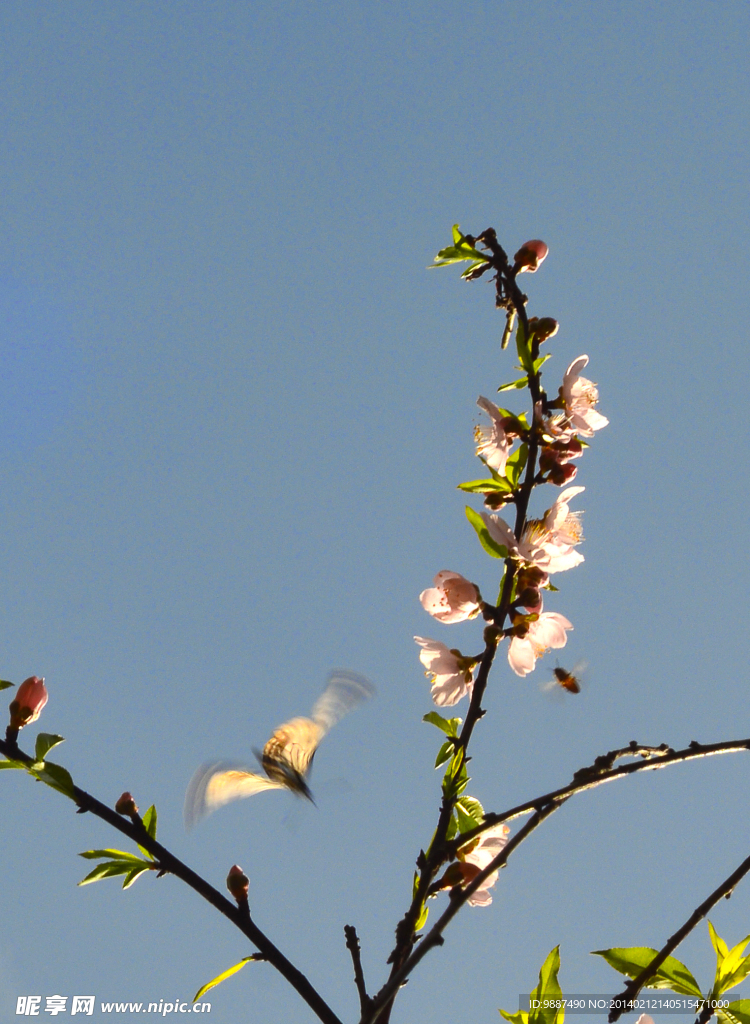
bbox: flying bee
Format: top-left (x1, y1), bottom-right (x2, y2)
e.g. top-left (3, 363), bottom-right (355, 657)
top-left (184, 670), bottom-right (374, 828)
top-left (543, 661), bottom-right (587, 696)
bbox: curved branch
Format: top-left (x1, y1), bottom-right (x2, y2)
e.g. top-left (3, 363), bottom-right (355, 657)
top-left (0, 735), bottom-right (344, 1024)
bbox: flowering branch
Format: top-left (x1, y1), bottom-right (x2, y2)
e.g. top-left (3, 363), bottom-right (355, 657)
top-left (0, 732), bottom-right (344, 1024)
top-left (363, 736), bottom-right (750, 1024)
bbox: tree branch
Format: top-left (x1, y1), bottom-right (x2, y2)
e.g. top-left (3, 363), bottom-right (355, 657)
top-left (608, 848), bottom-right (750, 1022)
top-left (345, 925), bottom-right (372, 1016)
top-left (0, 735), bottom-right (344, 1024)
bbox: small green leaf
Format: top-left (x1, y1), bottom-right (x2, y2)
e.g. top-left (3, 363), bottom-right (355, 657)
top-left (465, 505), bottom-right (507, 559)
top-left (455, 796), bottom-right (485, 834)
top-left (142, 804), bottom-right (157, 839)
top-left (720, 1000), bottom-right (750, 1024)
top-left (79, 849), bottom-right (150, 863)
top-left (515, 319), bottom-right (534, 374)
top-left (592, 947), bottom-right (702, 997)
top-left (0, 758), bottom-right (25, 770)
top-left (505, 444), bottom-right (528, 488)
top-left (423, 711), bottom-right (462, 738)
top-left (78, 861), bottom-right (135, 886)
top-left (711, 923), bottom-right (750, 997)
top-left (533, 353), bottom-right (552, 372)
top-left (33, 761), bottom-right (75, 800)
top-left (710, 921), bottom-right (730, 965)
top-left (435, 740), bottom-right (454, 768)
top-left (442, 751), bottom-right (470, 799)
top-left (193, 957), bottom-right (260, 1003)
top-left (445, 812), bottom-right (458, 842)
top-left (414, 902), bottom-right (429, 931)
top-left (497, 377), bottom-right (529, 392)
top-left (458, 478), bottom-right (512, 494)
top-left (122, 866), bottom-right (152, 889)
top-left (504, 947), bottom-right (564, 1024)
top-left (0, 679), bottom-right (15, 691)
top-left (136, 804), bottom-right (158, 859)
top-left (429, 225), bottom-right (490, 270)
top-left (499, 1010), bottom-right (528, 1024)
top-left (35, 734), bottom-right (65, 761)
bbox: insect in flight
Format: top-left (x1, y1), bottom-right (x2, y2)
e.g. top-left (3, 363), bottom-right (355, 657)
top-left (184, 670), bottom-right (374, 828)
top-left (544, 661), bottom-right (587, 695)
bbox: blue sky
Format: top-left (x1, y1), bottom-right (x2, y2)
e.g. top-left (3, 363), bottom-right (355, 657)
top-left (2, 2), bottom-right (750, 1022)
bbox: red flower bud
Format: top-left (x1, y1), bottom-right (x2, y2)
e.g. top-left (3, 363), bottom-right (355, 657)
top-left (8, 676), bottom-right (48, 730)
top-left (226, 864), bottom-right (249, 902)
top-left (513, 240), bottom-right (548, 273)
top-left (115, 792), bottom-right (139, 816)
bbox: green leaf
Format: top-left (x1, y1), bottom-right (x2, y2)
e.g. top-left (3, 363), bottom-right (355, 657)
top-left (498, 377), bottom-right (529, 392)
top-left (32, 761), bottom-right (75, 800)
top-left (435, 740), bottom-right (454, 769)
top-left (78, 861), bottom-right (135, 886)
top-left (122, 866), bottom-right (152, 889)
top-left (515, 319), bottom-right (534, 375)
top-left (465, 505), bottom-right (507, 559)
top-left (35, 734), bottom-right (65, 761)
top-left (142, 804), bottom-right (157, 839)
top-left (533, 353), bottom-right (552, 372)
top-left (193, 957), bottom-right (260, 1003)
top-left (710, 921), bottom-right (731, 965)
top-left (414, 901), bottom-right (429, 930)
top-left (445, 812), bottom-right (458, 842)
top-left (429, 225), bottom-right (491, 270)
top-left (592, 947), bottom-right (702, 997)
top-left (499, 1010), bottom-right (528, 1024)
top-left (710, 923), bottom-right (750, 997)
top-left (442, 751), bottom-right (469, 799)
top-left (455, 796), bottom-right (485, 834)
top-left (423, 711), bottom-right (462, 738)
top-left (458, 477), bottom-right (512, 494)
top-left (137, 804), bottom-right (158, 859)
top-left (528, 947), bottom-right (564, 1024)
top-left (79, 849), bottom-right (150, 863)
top-left (0, 758), bottom-right (25, 770)
top-left (505, 444), bottom-right (528, 488)
top-left (0, 679), bottom-right (15, 691)
top-left (720, 1000), bottom-right (750, 1024)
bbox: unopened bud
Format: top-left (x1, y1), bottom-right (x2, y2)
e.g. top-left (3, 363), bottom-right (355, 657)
top-left (528, 316), bottom-right (558, 341)
top-left (115, 792), bottom-right (139, 816)
top-left (547, 462), bottom-right (578, 486)
top-left (513, 240), bottom-right (548, 274)
top-left (8, 676), bottom-right (48, 730)
top-left (226, 864), bottom-right (249, 902)
top-left (517, 587), bottom-right (542, 611)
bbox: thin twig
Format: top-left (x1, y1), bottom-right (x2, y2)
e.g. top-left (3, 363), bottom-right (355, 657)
top-left (0, 736), bottom-right (344, 1024)
top-left (345, 925), bottom-right (371, 1016)
top-left (608, 848), bottom-right (750, 1022)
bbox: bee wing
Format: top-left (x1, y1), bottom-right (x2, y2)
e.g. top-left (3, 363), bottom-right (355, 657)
top-left (184, 761), bottom-right (283, 829)
top-left (262, 717), bottom-right (323, 780)
top-left (310, 669), bottom-right (375, 738)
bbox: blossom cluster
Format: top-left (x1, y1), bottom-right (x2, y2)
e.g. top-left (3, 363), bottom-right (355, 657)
top-left (415, 240), bottom-right (608, 705)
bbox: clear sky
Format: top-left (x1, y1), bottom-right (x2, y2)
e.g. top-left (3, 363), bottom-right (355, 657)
top-left (2, 2), bottom-right (750, 1022)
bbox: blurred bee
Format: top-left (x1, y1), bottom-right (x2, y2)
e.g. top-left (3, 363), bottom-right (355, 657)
top-left (184, 670), bottom-right (374, 828)
top-left (543, 661), bottom-right (587, 696)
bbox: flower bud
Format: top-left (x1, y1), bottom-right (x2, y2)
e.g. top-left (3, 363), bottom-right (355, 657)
top-left (8, 676), bottom-right (48, 730)
top-left (226, 864), bottom-right (249, 902)
top-left (517, 587), bottom-right (542, 612)
top-left (513, 240), bottom-right (548, 273)
top-left (115, 792), bottom-right (139, 816)
top-left (528, 316), bottom-right (559, 341)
